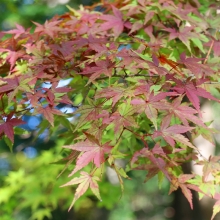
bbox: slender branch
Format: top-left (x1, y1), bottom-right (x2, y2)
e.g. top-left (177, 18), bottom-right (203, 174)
top-left (115, 128), bottom-right (125, 146)
top-left (81, 85), bottom-right (92, 104)
top-left (97, 73), bottom-right (159, 80)
top-left (203, 40), bottom-right (214, 64)
top-left (136, 69), bottom-right (143, 75)
top-left (125, 127), bottom-right (149, 148)
top-left (123, 69), bottom-right (128, 77)
top-left (1, 98), bottom-right (5, 114)
top-left (15, 107), bottom-right (34, 114)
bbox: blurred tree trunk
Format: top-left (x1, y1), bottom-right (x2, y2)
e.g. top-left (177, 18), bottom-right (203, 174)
top-left (172, 163), bottom-right (204, 220)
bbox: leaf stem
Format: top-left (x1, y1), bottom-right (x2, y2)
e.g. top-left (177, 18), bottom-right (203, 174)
top-left (125, 127), bottom-right (149, 148)
top-left (203, 40), bottom-right (214, 64)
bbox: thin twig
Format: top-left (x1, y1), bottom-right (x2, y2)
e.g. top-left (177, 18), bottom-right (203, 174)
top-left (97, 73), bottom-right (159, 80)
top-left (203, 40), bottom-right (214, 64)
top-left (15, 107), bottom-right (34, 114)
top-left (115, 128), bottom-right (125, 146)
top-left (125, 127), bottom-right (149, 148)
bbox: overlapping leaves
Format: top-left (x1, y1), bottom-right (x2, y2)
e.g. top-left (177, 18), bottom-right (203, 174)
top-left (0, 0), bottom-right (220, 217)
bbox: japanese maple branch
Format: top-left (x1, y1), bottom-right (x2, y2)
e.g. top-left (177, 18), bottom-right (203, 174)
top-left (97, 72), bottom-right (159, 81)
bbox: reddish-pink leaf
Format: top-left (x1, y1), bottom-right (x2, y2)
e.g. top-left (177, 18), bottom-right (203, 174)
top-left (178, 174), bottom-right (195, 184)
top-left (33, 20), bottom-right (63, 38)
top-left (100, 6), bottom-right (124, 38)
top-left (178, 52), bottom-right (213, 77)
top-left (61, 171), bottom-right (101, 211)
top-left (0, 115), bottom-right (25, 142)
top-left (153, 121), bottom-right (195, 149)
top-left (131, 146), bottom-right (171, 181)
top-left (164, 96), bottom-right (205, 127)
top-left (103, 111), bottom-right (138, 133)
top-left (0, 49), bottom-right (24, 70)
top-left (165, 27), bottom-right (198, 51)
top-left (169, 76), bottom-right (219, 114)
top-left (37, 106), bottom-right (62, 126)
top-left (63, 140), bottom-right (112, 176)
top-left (131, 84), bottom-right (175, 129)
top-left (3, 24), bottom-right (26, 39)
top-left (0, 77), bottom-right (19, 94)
top-left (180, 184), bottom-right (193, 209)
top-left (80, 59), bottom-right (115, 84)
top-left (95, 86), bottom-right (134, 106)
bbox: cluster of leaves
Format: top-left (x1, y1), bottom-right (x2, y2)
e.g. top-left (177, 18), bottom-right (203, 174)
top-left (0, 145), bottom-right (170, 220)
top-left (0, 0), bottom-right (220, 218)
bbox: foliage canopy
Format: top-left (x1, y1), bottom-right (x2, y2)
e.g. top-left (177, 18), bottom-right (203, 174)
top-left (1, 0), bottom-right (220, 218)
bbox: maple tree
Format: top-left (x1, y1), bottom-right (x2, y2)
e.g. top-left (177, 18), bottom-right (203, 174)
top-left (0, 0), bottom-right (220, 218)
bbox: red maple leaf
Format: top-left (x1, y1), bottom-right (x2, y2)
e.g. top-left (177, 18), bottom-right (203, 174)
top-left (0, 49), bottom-right (25, 71)
top-left (129, 21), bottom-right (144, 35)
top-left (117, 48), bottom-right (143, 66)
top-left (95, 85), bottom-right (134, 106)
top-left (33, 20), bottom-right (63, 38)
top-left (103, 106), bottom-right (138, 133)
top-left (49, 41), bottom-right (75, 57)
top-left (27, 90), bottom-right (45, 107)
top-left (36, 106), bottom-right (63, 126)
top-left (178, 52), bottom-right (213, 77)
top-left (131, 84), bottom-right (175, 129)
top-left (63, 140), bottom-right (112, 176)
top-left (80, 59), bottom-right (115, 83)
top-left (169, 76), bottom-right (219, 114)
top-left (0, 76), bottom-right (33, 103)
top-left (61, 171), bottom-right (101, 211)
top-left (0, 77), bottom-right (19, 94)
top-left (3, 24), bottom-right (26, 39)
top-left (69, 12), bottom-right (100, 36)
top-left (100, 6), bottom-right (125, 38)
top-left (72, 34), bottom-right (107, 50)
top-left (165, 26), bottom-right (198, 51)
top-left (153, 120), bottom-right (195, 149)
top-left (164, 96), bottom-right (206, 127)
top-left (169, 174), bottom-right (195, 209)
top-left (0, 113), bottom-right (25, 142)
top-left (131, 144), bottom-right (171, 181)
top-left (90, 42), bottom-right (118, 60)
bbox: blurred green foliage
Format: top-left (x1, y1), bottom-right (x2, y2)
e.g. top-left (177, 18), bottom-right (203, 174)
top-left (0, 0), bottom-right (98, 29)
top-left (0, 139), bottom-right (172, 220)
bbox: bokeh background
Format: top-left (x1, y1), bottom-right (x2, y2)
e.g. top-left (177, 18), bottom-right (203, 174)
top-left (0, 1), bottom-right (219, 220)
